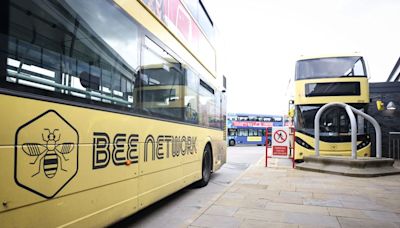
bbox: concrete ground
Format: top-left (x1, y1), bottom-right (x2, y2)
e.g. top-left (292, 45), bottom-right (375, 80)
top-left (188, 156), bottom-right (400, 228)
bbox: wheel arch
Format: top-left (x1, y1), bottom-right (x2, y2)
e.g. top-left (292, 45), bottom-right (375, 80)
top-left (204, 138), bottom-right (214, 172)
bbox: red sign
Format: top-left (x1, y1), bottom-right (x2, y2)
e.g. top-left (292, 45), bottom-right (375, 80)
top-left (232, 121), bottom-right (273, 128)
top-left (272, 146), bottom-right (288, 156)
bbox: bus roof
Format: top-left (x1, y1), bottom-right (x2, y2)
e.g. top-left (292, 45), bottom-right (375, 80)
top-left (297, 54), bottom-right (363, 61)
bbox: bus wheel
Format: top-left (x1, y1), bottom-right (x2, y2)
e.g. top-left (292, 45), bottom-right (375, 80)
top-left (194, 145), bottom-right (212, 188)
top-left (229, 139), bottom-right (236, 146)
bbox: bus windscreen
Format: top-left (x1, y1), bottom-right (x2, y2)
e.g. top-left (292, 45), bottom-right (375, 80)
top-left (295, 56), bottom-right (366, 80)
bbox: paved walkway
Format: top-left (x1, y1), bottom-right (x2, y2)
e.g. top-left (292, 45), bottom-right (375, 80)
top-left (188, 157), bottom-right (400, 228)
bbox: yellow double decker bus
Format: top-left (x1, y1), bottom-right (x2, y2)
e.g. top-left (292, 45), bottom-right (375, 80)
top-left (293, 55), bottom-right (371, 160)
top-left (0, 0), bottom-right (226, 227)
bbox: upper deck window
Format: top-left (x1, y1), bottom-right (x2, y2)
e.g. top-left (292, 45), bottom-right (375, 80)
top-left (183, 0), bottom-right (215, 44)
top-left (2, 0), bottom-right (140, 108)
top-left (295, 56), bottom-right (367, 80)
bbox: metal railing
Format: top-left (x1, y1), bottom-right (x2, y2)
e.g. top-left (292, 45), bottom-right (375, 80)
top-left (7, 69), bottom-right (132, 105)
top-left (314, 102), bottom-right (382, 159)
top-left (389, 132), bottom-right (400, 160)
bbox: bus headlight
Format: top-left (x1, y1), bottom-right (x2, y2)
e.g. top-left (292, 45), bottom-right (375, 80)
top-left (357, 137), bottom-right (371, 150)
top-left (295, 137), bottom-right (314, 150)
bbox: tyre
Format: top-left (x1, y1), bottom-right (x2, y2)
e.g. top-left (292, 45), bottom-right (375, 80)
top-left (194, 145), bottom-right (212, 188)
top-left (228, 139), bottom-right (236, 146)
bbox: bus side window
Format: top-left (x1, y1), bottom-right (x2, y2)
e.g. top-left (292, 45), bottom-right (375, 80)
top-left (198, 79), bottom-right (215, 127)
top-left (78, 69), bottom-right (100, 91)
top-left (264, 117), bottom-right (271, 122)
top-left (5, 1), bottom-right (139, 109)
top-left (228, 128), bottom-right (236, 136)
top-left (139, 37), bottom-right (185, 120)
top-left (184, 69), bottom-right (199, 124)
top-left (238, 129), bottom-right (248, 136)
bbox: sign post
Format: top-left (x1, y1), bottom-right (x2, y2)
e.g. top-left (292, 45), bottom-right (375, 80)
top-left (266, 126), bottom-right (295, 168)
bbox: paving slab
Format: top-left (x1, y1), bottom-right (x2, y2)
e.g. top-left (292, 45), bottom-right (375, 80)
top-left (265, 202), bottom-right (329, 215)
top-left (204, 205), bottom-right (239, 217)
top-left (271, 195), bottom-right (305, 205)
top-left (303, 198), bottom-right (343, 207)
top-left (191, 214), bottom-right (242, 228)
top-left (283, 212), bottom-right (341, 227)
top-left (234, 207), bottom-right (285, 223)
top-left (337, 217), bottom-right (399, 228)
top-left (327, 207), bottom-right (369, 219)
top-left (214, 197), bottom-right (269, 209)
top-left (362, 210), bottom-right (400, 223)
top-left (240, 219), bottom-right (298, 228)
top-left (280, 190), bottom-right (313, 199)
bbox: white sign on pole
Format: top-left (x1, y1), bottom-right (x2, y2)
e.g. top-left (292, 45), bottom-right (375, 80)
top-left (271, 126), bottom-right (290, 158)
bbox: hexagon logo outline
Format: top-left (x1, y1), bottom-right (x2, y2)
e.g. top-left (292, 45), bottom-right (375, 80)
top-left (14, 110), bottom-right (79, 199)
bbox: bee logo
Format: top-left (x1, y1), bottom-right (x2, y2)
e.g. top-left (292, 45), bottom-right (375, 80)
top-left (22, 128), bottom-right (74, 178)
top-left (15, 110), bottom-right (79, 199)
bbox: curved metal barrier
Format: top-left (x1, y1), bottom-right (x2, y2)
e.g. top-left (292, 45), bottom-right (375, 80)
top-left (314, 102), bottom-right (382, 159)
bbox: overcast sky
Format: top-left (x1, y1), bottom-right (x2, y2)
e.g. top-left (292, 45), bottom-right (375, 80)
top-left (204, 0), bottom-right (400, 115)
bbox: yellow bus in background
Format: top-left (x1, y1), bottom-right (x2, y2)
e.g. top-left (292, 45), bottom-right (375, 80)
top-left (0, 0), bottom-right (226, 227)
top-left (294, 55), bottom-right (371, 160)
